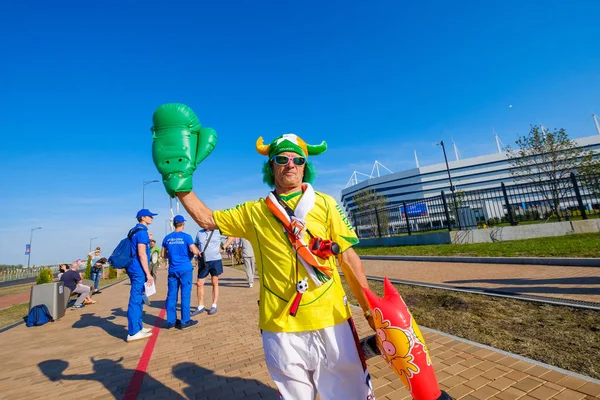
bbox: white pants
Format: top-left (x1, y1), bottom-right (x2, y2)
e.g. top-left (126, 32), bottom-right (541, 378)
top-left (262, 320), bottom-right (375, 400)
top-left (243, 256), bottom-right (255, 285)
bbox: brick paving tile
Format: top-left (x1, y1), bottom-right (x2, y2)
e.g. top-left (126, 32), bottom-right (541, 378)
top-left (459, 367), bottom-right (485, 380)
top-left (443, 363), bottom-right (470, 376)
top-left (557, 376), bottom-right (589, 391)
top-left (0, 265), bottom-right (597, 399)
top-left (461, 357), bottom-right (486, 368)
top-left (504, 370), bottom-right (530, 382)
top-left (481, 367), bottom-right (509, 381)
top-left (447, 383), bottom-right (475, 398)
top-left (495, 387), bottom-right (528, 400)
top-left (551, 389), bottom-right (587, 400)
top-left (488, 377), bottom-right (518, 391)
top-left (464, 376), bottom-right (493, 391)
top-left (524, 365), bottom-right (553, 378)
top-left (512, 377), bottom-right (544, 393)
top-left (577, 381), bottom-right (600, 397)
top-left (469, 385), bottom-right (501, 400)
top-left (511, 360), bottom-right (538, 373)
top-left (545, 381), bottom-right (568, 391)
top-left (486, 353), bottom-right (509, 363)
top-left (527, 384), bottom-right (561, 399)
top-left (474, 360), bottom-right (502, 373)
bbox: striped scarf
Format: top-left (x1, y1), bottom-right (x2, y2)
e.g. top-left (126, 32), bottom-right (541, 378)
top-left (265, 183), bottom-right (333, 287)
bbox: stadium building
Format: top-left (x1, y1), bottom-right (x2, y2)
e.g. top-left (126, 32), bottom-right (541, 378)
top-left (340, 117), bottom-right (600, 217)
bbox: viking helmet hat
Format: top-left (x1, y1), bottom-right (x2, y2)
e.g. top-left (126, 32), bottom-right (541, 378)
top-left (256, 133), bottom-right (327, 187)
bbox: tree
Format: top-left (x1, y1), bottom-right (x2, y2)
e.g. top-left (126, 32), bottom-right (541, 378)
top-left (352, 189), bottom-right (389, 237)
top-left (578, 152), bottom-right (600, 204)
top-left (506, 125), bottom-right (592, 221)
top-left (448, 189), bottom-right (465, 227)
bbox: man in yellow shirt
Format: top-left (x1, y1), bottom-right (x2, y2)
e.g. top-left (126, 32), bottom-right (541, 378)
top-left (152, 105), bottom-right (376, 399)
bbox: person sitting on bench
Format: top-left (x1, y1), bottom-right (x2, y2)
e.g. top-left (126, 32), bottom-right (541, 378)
top-left (60, 261), bottom-right (96, 309)
top-left (57, 264), bottom-right (68, 280)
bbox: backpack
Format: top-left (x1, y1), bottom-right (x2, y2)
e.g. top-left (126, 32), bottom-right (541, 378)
top-left (26, 304), bottom-right (54, 327)
top-left (108, 227), bottom-right (145, 269)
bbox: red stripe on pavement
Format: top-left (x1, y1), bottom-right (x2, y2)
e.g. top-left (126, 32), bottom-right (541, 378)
top-left (123, 307), bottom-right (166, 400)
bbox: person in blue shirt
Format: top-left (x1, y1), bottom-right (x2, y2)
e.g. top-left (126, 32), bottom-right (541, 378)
top-left (126, 208), bottom-right (157, 342)
top-left (161, 215), bottom-right (201, 329)
top-left (192, 229), bottom-right (233, 316)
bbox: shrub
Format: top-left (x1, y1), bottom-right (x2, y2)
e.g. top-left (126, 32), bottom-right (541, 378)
top-left (108, 266), bottom-right (118, 279)
top-left (36, 268), bottom-right (54, 285)
top-left (486, 217), bottom-right (501, 227)
top-left (83, 256), bottom-right (92, 279)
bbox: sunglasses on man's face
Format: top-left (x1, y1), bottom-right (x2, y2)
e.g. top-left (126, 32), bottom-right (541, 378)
top-left (271, 155), bottom-right (306, 166)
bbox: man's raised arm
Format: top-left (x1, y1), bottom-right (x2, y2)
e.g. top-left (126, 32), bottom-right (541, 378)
top-left (177, 192), bottom-right (218, 231)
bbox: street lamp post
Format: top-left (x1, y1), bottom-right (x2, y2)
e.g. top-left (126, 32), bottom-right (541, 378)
top-left (438, 141), bottom-right (461, 229)
top-left (27, 227), bottom-right (42, 268)
top-left (89, 237), bottom-right (98, 252)
top-left (142, 179), bottom-right (160, 208)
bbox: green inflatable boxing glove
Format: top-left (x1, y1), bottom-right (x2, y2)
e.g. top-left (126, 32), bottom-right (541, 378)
top-left (151, 103), bottom-right (217, 197)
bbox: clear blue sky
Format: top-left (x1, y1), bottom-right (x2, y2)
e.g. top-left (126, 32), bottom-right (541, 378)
top-left (1, 1), bottom-right (599, 265)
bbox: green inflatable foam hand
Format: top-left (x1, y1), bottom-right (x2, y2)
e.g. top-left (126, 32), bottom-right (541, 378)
top-left (151, 103), bottom-right (217, 197)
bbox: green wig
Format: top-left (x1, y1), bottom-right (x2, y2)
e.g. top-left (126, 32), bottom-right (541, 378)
top-left (256, 133), bottom-right (326, 188)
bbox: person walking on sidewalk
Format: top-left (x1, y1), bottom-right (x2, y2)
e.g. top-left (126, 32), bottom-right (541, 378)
top-left (125, 208), bottom-right (156, 342)
top-left (149, 239), bottom-right (161, 282)
top-left (161, 215), bottom-right (200, 330)
top-left (192, 229), bottom-right (233, 316)
top-left (152, 117), bottom-right (376, 399)
top-left (240, 238), bottom-right (255, 288)
top-left (88, 247), bottom-right (103, 294)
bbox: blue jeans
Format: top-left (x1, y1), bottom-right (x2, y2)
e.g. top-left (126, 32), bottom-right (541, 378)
top-left (90, 267), bottom-right (102, 290)
top-left (126, 264), bottom-right (146, 336)
top-left (166, 269), bottom-right (193, 325)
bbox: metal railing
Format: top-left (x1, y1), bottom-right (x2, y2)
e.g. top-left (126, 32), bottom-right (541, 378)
top-left (0, 265), bottom-right (61, 283)
top-left (350, 172), bottom-right (600, 238)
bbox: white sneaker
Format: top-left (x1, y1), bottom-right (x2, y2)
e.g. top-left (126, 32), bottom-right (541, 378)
top-left (127, 330), bottom-right (152, 342)
top-left (141, 327), bottom-right (152, 334)
top-left (249, 282), bottom-right (253, 288)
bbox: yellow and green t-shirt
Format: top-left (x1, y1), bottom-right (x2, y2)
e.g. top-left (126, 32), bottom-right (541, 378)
top-left (213, 190), bottom-right (359, 333)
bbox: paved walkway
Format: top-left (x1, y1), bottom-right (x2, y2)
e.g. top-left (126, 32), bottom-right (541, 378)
top-left (361, 260), bottom-right (600, 304)
top-left (0, 266), bottom-right (598, 400)
top-left (0, 291), bottom-right (29, 309)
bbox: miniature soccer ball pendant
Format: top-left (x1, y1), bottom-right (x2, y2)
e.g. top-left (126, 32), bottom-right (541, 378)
top-left (289, 277), bottom-right (308, 317)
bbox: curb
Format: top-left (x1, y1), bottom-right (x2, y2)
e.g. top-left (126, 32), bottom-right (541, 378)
top-left (0, 277), bottom-right (129, 333)
top-left (358, 255), bottom-right (600, 267)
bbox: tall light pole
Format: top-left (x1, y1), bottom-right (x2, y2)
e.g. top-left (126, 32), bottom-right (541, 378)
top-left (438, 141), bottom-right (461, 229)
top-left (143, 179), bottom-right (160, 208)
top-left (27, 227), bottom-right (42, 268)
top-left (89, 237), bottom-right (98, 252)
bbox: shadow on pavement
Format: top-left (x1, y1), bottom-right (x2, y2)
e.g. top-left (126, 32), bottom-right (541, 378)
top-left (445, 277), bottom-right (600, 297)
top-left (172, 362), bottom-right (280, 399)
top-left (218, 277), bottom-right (250, 288)
top-left (39, 358), bottom-right (185, 400)
top-left (71, 313), bottom-right (126, 341)
top-left (110, 306), bottom-right (166, 328)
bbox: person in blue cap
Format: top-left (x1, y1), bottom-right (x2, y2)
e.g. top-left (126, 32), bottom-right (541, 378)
top-left (161, 215), bottom-right (201, 329)
top-left (126, 208), bottom-right (157, 342)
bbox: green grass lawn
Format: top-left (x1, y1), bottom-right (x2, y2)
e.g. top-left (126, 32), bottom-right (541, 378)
top-left (355, 232), bottom-right (600, 258)
top-left (0, 303), bottom-right (30, 328)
